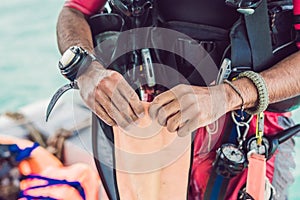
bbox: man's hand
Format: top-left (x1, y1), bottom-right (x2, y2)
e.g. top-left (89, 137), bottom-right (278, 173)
top-left (149, 84), bottom-right (230, 136)
top-left (77, 62), bottom-right (144, 128)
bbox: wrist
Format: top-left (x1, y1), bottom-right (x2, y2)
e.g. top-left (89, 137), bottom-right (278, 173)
top-left (236, 71), bottom-right (269, 115)
top-left (59, 46), bottom-right (96, 82)
top-left (76, 60), bottom-right (106, 84)
top-left (224, 77), bottom-right (259, 113)
top-left (224, 82), bottom-right (242, 112)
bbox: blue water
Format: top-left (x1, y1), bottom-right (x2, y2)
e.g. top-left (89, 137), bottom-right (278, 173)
top-left (0, 0), bottom-right (65, 113)
top-left (0, 0), bottom-right (300, 199)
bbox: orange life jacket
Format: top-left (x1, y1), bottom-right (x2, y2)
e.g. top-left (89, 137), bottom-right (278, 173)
top-left (0, 135), bottom-right (101, 200)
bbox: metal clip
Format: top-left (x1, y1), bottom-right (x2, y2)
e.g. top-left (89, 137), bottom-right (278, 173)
top-left (236, 121), bottom-right (250, 148)
top-left (256, 112), bottom-right (264, 145)
top-left (232, 111), bottom-right (253, 148)
top-left (141, 48), bottom-right (156, 87)
top-left (216, 58), bottom-right (232, 85)
top-left (225, 0), bottom-right (263, 15)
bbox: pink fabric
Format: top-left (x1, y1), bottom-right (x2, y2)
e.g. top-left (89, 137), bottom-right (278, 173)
top-left (294, 0), bottom-right (300, 48)
top-left (190, 111), bottom-right (288, 199)
top-left (64, 0), bottom-right (107, 16)
top-left (246, 154), bottom-right (266, 200)
top-left (294, 0), bottom-right (300, 15)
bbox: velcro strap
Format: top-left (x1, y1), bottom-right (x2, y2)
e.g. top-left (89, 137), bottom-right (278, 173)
top-left (294, 14), bottom-right (300, 24)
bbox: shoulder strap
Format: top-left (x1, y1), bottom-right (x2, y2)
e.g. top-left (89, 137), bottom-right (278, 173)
top-left (244, 0), bottom-right (274, 72)
top-left (231, 0), bottom-right (274, 72)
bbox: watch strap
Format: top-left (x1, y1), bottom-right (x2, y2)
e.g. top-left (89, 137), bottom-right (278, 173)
top-left (46, 46), bottom-right (97, 121)
top-left (60, 47), bottom-right (96, 82)
top-left (46, 81), bottom-right (79, 121)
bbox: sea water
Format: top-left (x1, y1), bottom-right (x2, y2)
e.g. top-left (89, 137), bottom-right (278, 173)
top-left (0, 0), bottom-right (300, 198)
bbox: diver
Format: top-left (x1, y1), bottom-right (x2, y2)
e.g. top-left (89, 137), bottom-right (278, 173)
top-left (51, 0), bottom-right (300, 199)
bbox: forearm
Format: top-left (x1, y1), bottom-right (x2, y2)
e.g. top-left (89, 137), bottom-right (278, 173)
top-left (261, 51), bottom-right (300, 103)
top-left (226, 51), bottom-right (300, 112)
top-left (56, 7), bottom-right (94, 54)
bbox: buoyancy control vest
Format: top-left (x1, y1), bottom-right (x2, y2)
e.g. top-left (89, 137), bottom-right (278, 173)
top-left (84, 1), bottom-right (300, 200)
top-left (158, 0), bottom-right (299, 112)
top-left (45, 1), bottom-right (300, 199)
top-left (89, 0), bottom-right (299, 112)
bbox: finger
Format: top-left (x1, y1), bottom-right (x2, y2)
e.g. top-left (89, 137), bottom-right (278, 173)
top-left (94, 102), bottom-right (116, 126)
top-left (177, 118), bottom-right (200, 137)
top-left (166, 112), bottom-right (182, 133)
top-left (149, 91), bottom-right (175, 119)
top-left (149, 84), bottom-right (192, 119)
top-left (117, 78), bottom-right (144, 118)
top-left (152, 90), bottom-right (175, 105)
top-left (97, 74), bottom-right (134, 126)
top-left (95, 89), bottom-right (131, 128)
top-left (110, 89), bottom-right (139, 123)
top-left (157, 100), bottom-right (180, 126)
top-left (157, 93), bottom-right (197, 126)
top-left (166, 104), bottom-right (197, 133)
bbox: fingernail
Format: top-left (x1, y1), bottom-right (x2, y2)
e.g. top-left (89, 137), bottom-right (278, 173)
top-left (149, 110), bottom-right (157, 120)
top-left (158, 118), bottom-right (166, 126)
top-left (149, 104), bottom-right (158, 119)
top-left (138, 112), bottom-right (145, 118)
top-left (177, 129), bottom-right (187, 137)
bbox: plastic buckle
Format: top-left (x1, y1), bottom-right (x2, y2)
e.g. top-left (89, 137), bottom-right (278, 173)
top-left (225, 0), bottom-right (263, 15)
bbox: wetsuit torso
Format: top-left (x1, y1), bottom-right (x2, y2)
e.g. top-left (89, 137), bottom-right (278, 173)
top-left (157, 0), bottom-right (239, 29)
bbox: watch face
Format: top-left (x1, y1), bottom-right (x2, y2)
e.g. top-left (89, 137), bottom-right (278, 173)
top-left (59, 48), bottom-right (77, 68)
top-left (58, 46), bottom-right (91, 82)
top-left (222, 144), bottom-right (245, 163)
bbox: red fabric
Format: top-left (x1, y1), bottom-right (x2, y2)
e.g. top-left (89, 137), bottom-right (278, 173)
top-left (294, 0), bottom-right (300, 15)
top-left (189, 111), bottom-right (289, 200)
top-left (64, 0), bottom-right (107, 16)
top-left (293, 0), bottom-right (300, 48)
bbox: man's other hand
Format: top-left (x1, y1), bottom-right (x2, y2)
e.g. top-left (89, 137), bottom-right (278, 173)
top-left (149, 84), bottom-right (228, 136)
top-left (77, 62), bottom-right (144, 128)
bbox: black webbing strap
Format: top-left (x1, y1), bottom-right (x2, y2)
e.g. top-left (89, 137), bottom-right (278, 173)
top-left (294, 14), bottom-right (300, 44)
top-left (92, 114), bottom-right (120, 200)
top-left (230, 0), bottom-right (274, 72)
top-left (203, 115), bottom-right (236, 200)
top-left (294, 14), bottom-right (300, 24)
top-left (204, 170), bottom-right (230, 200)
top-left (244, 0), bottom-right (274, 72)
